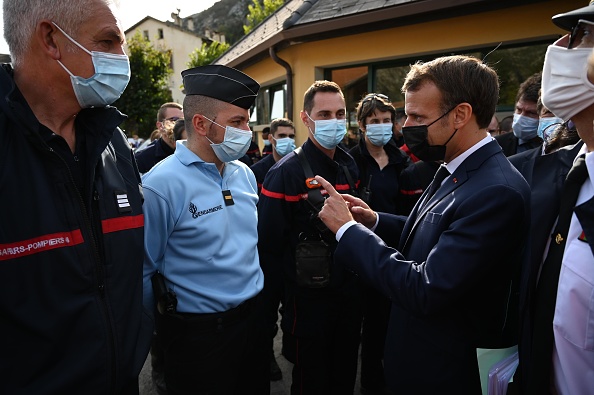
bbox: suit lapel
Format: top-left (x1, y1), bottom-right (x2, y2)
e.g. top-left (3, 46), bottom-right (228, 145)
top-left (400, 140), bottom-right (501, 251)
top-left (400, 169), bottom-right (467, 251)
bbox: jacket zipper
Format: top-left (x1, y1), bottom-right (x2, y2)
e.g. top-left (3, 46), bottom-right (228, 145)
top-left (48, 146), bottom-right (118, 395)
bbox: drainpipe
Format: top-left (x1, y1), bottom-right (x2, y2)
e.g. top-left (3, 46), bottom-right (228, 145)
top-left (269, 46), bottom-right (293, 121)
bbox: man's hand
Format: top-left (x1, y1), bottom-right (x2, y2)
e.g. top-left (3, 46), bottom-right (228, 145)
top-left (314, 176), bottom-right (378, 233)
top-left (340, 192), bottom-right (377, 229)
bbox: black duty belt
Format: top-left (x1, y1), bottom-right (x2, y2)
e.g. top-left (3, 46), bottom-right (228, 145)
top-left (162, 292), bottom-right (261, 331)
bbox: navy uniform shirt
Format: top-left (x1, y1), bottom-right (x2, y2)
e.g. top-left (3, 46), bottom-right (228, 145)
top-left (250, 153), bottom-right (276, 193)
top-left (134, 137), bottom-right (175, 174)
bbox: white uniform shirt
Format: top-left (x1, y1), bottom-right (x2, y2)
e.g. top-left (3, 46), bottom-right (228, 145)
top-left (552, 146), bottom-right (594, 395)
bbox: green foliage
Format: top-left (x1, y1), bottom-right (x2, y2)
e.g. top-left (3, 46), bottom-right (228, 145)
top-left (485, 44), bottom-right (548, 107)
top-left (115, 31), bottom-right (173, 139)
top-left (187, 41), bottom-right (231, 68)
top-left (243, 0), bottom-right (284, 34)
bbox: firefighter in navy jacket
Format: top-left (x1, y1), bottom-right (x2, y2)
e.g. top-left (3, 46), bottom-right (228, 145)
top-left (0, 2), bottom-right (150, 393)
top-left (257, 81), bottom-right (362, 394)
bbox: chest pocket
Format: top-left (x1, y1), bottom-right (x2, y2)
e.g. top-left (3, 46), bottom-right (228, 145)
top-left (424, 211), bottom-right (442, 225)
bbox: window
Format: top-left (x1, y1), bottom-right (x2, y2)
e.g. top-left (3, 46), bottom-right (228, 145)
top-left (326, 66), bottom-right (368, 129)
top-left (158, 29), bottom-right (164, 40)
top-left (253, 83), bottom-right (286, 125)
top-left (327, 41), bottom-right (550, 120)
top-left (143, 30), bottom-right (149, 40)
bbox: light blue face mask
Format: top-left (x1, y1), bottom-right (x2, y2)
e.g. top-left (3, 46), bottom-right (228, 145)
top-left (263, 139), bottom-right (271, 146)
top-left (273, 136), bottom-right (296, 157)
top-left (537, 117), bottom-right (563, 141)
top-left (512, 113), bottom-right (539, 140)
top-left (202, 115), bottom-right (253, 162)
top-left (365, 123), bottom-right (393, 146)
top-left (53, 22), bottom-right (130, 108)
top-left (306, 113), bottom-right (347, 149)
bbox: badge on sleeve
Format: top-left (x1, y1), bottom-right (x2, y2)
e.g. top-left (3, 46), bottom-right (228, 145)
top-left (115, 190), bottom-right (132, 213)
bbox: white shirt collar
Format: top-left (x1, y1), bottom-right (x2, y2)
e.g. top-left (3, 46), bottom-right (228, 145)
top-left (444, 135), bottom-right (493, 174)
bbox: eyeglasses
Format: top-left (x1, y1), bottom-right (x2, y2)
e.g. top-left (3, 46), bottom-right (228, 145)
top-left (568, 19), bottom-right (594, 49)
top-left (362, 93), bottom-right (389, 103)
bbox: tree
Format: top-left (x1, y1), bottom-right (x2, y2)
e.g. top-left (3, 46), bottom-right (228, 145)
top-left (115, 31), bottom-right (173, 139)
top-left (243, 0), bottom-right (284, 34)
top-left (187, 41), bottom-right (231, 68)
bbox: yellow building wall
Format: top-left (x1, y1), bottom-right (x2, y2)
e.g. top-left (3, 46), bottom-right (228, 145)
top-left (242, 0), bottom-right (582, 146)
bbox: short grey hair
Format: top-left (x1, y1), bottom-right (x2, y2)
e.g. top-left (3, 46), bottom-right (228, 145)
top-left (4, 0), bottom-right (118, 67)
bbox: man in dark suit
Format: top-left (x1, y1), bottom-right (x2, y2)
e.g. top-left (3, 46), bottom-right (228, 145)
top-left (314, 55), bottom-right (531, 395)
top-left (509, 141), bottom-right (583, 394)
top-left (510, 3), bottom-right (594, 394)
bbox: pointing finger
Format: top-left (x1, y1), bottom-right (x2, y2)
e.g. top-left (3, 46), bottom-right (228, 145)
top-left (314, 175), bottom-right (341, 198)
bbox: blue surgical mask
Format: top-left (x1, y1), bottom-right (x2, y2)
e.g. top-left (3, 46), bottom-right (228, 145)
top-left (365, 123), bottom-right (393, 146)
top-left (53, 22), bottom-right (130, 109)
top-left (263, 139), bottom-right (271, 146)
top-left (512, 114), bottom-right (539, 140)
top-left (306, 113), bottom-right (347, 149)
top-left (537, 117), bottom-right (563, 141)
top-left (273, 136), bottom-right (296, 157)
top-left (202, 115), bottom-right (253, 162)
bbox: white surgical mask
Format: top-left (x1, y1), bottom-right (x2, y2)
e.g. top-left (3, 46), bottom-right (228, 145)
top-left (537, 117), bottom-right (563, 141)
top-left (541, 44), bottom-right (594, 121)
top-left (273, 136), bottom-right (296, 157)
top-left (365, 123), bottom-right (393, 146)
top-left (202, 115), bottom-right (253, 162)
top-left (512, 114), bottom-right (539, 140)
top-left (306, 113), bottom-right (347, 149)
top-left (53, 22), bottom-right (130, 108)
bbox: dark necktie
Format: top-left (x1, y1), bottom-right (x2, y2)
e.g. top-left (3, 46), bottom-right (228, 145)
top-left (422, 165), bottom-right (450, 207)
top-left (527, 154), bottom-right (588, 393)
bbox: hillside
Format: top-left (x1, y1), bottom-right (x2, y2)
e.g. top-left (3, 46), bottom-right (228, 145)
top-left (186, 0), bottom-right (252, 45)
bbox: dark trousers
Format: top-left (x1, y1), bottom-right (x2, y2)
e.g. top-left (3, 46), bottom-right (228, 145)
top-left (360, 285), bottom-right (391, 390)
top-left (282, 291), bottom-right (362, 395)
top-left (150, 332), bottom-right (168, 394)
top-left (157, 294), bottom-right (270, 395)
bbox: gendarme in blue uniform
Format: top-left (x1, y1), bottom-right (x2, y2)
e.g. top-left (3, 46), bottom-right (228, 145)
top-left (142, 140), bottom-right (264, 314)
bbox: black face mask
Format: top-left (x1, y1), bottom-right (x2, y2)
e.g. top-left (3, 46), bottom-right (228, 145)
top-left (402, 106), bottom-right (459, 162)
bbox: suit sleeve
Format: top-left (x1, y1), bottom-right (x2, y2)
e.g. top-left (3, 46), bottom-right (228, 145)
top-left (335, 184), bottom-right (528, 315)
top-left (374, 212), bottom-right (407, 248)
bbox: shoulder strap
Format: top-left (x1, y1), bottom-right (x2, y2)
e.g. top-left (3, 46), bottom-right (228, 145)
top-left (296, 147), bottom-right (325, 209)
top-left (341, 164), bottom-right (357, 194)
top-left (296, 147), bottom-right (345, 244)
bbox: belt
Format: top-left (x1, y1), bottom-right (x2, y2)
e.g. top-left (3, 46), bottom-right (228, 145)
top-left (163, 293), bottom-right (261, 331)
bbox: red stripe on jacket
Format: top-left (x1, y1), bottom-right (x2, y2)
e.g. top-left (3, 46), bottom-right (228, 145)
top-left (101, 214), bottom-right (144, 234)
top-left (0, 230), bottom-right (84, 261)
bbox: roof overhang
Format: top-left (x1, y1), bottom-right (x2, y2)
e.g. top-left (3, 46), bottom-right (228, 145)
top-left (222, 0), bottom-right (546, 69)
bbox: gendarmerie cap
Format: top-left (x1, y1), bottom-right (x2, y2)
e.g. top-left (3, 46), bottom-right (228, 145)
top-left (181, 65), bottom-right (260, 110)
top-left (553, 0), bottom-right (594, 31)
